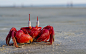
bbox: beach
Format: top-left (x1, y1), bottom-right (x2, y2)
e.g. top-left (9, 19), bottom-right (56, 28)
top-left (0, 7), bottom-right (86, 54)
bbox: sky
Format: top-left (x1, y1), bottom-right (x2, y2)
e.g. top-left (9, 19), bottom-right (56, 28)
top-left (0, 0), bottom-right (86, 6)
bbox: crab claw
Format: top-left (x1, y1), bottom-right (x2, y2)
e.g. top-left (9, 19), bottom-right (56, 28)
top-left (37, 29), bottom-right (50, 42)
top-left (15, 30), bottom-right (33, 43)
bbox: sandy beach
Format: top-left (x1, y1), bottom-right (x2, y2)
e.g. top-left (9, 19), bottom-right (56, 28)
top-left (0, 7), bottom-right (86, 54)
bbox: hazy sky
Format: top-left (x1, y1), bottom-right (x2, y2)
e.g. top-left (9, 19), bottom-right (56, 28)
top-left (0, 0), bottom-right (86, 6)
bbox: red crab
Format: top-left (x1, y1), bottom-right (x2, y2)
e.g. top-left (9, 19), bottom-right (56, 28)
top-left (6, 14), bottom-right (55, 48)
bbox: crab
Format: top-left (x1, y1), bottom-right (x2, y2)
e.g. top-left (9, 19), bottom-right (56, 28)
top-left (6, 14), bottom-right (55, 48)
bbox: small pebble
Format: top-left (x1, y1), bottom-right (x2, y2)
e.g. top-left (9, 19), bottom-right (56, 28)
top-left (52, 49), bottom-right (54, 51)
top-left (28, 50), bottom-right (30, 51)
top-left (2, 45), bottom-right (6, 47)
top-left (55, 44), bottom-right (60, 46)
top-left (63, 50), bottom-right (65, 52)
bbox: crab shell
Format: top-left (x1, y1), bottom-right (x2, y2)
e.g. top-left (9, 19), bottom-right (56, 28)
top-left (20, 27), bottom-right (42, 40)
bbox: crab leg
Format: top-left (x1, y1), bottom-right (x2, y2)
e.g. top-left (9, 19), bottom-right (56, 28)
top-left (6, 31), bottom-right (12, 46)
top-left (11, 30), bottom-right (19, 48)
top-left (49, 26), bottom-right (55, 45)
top-left (43, 25), bottom-right (55, 45)
top-left (49, 28), bottom-right (55, 45)
top-left (6, 27), bottom-right (17, 46)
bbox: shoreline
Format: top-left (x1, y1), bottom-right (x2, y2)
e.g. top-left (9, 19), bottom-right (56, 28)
top-left (0, 6), bottom-right (86, 8)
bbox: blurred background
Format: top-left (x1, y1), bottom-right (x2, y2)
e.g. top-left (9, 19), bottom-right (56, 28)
top-left (0, 0), bottom-right (86, 7)
top-left (0, 0), bottom-right (86, 54)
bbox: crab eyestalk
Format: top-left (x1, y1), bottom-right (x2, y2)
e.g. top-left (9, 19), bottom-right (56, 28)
top-left (28, 14), bottom-right (31, 28)
top-left (36, 16), bottom-right (39, 27)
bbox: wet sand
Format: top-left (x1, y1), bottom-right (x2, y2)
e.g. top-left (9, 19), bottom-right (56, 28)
top-left (0, 7), bottom-right (86, 54)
